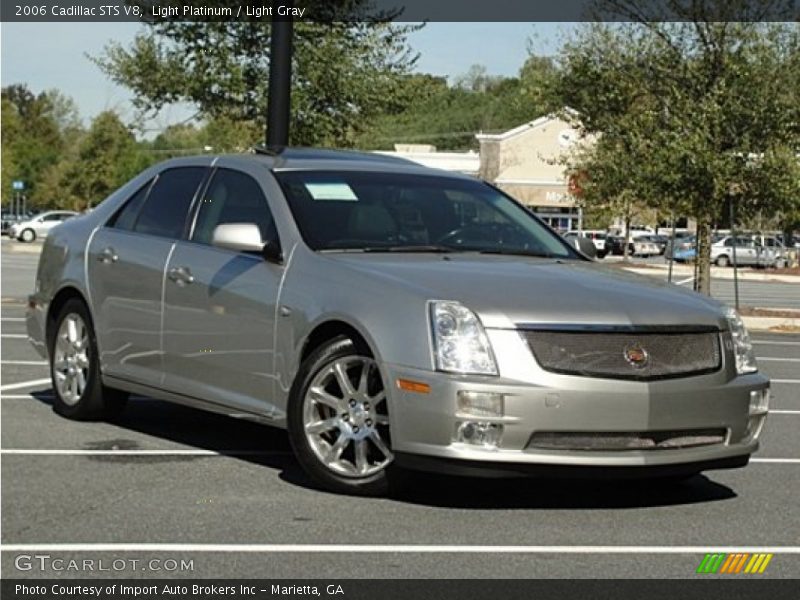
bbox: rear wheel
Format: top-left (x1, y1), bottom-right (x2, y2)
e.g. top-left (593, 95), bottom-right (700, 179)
top-left (715, 255), bottom-right (730, 267)
top-left (19, 228), bottom-right (35, 243)
top-left (288, 336), bottom-right (400, 496)
top-left (49, 298), bottom-right (127, 420)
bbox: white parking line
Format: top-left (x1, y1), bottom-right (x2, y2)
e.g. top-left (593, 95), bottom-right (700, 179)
top-left (751, 458), bottom-right (800, 464)
top-left (1, 543), bottom-right (799, 554)
top-left (0, 378), bottom-right (51, 391)
top-left (0, 317), bottom-right (25, 322)
top-left (753, 341), bottom-right (800, 346)
top-left (1, 334), bottom-right (27, 339)
top-left (771, 379), bottom-right (800, 383)
top-left (0, 394), bottom-right (52, 399)
top-left (0, 449), bottom-right (291, 456)
top-left (758, 357), bottom-right (800, 363)
top-left (771, 410), bottom-right (800, 415)
top-left (1, 360), bottom-right (47, 365)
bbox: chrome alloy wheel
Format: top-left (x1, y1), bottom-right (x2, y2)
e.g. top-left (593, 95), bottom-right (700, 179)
top-left (302, 357), bottom-right (393, 478)
top-left (53, 313), bottom-right (91, 406)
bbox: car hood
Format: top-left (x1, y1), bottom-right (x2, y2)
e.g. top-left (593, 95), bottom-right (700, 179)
top-left (325, 253), bottom-right (728, 330)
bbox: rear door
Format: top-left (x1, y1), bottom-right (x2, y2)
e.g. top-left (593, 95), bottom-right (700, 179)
top-left (87, 167), bottom-right (208, 384)
top-left (161, 166), bottom-right (284, 418)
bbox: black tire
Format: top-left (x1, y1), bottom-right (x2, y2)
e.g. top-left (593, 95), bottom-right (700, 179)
top-left (49, 298), bottom-right (128, 420)
top-left (287, 336), bottom-right (404, 496)
top-left (19, 228), bottom-right (36, 243)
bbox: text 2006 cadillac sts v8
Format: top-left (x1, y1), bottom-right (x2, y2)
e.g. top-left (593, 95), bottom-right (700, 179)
top-left (27, 148), bottom-right (769, 495)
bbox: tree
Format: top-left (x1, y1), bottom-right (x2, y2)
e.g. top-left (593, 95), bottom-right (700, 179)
top-left (554, 2), bottom-right (800, 293)
top-left (56, 112), bottom-right (146, 210)
top-left (2, 84), bottom-right (66, 206)
top-left (93, 7), bottom-right (420, 147)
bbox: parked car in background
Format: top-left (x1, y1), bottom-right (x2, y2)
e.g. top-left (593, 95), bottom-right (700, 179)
top-left (26, 149), bottom-right (768, 495)
top-left (711, 236), bottom-right (787, 268)
top-left (607, 235), bottom-right (660, 257)
top-left (2, 211), bottom-right (37, 236)
top-left (563, 230), bottom-right (607, 258)
top-left (606, 235), bottom-right (632, 256)
top-left (633, 234), bottom-right (668, 255)
top-left (8, 210), bottom-right (78, 242)
top-left (664, 232), bottom-right (695, 259)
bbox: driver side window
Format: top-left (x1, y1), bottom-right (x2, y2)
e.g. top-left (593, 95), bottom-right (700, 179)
top-left (192, 168), bottom-right (277, 246)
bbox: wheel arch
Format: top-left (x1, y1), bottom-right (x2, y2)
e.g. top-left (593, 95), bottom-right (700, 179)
top-left (46, 286), bottom-right (91, 347)
top-left (300, 319), bottom-right (376, 365)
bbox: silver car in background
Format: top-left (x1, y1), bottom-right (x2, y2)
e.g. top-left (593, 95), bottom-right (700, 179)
top-left (9, 210), bottom-right (78, 242)
top-left (27, 149), bottom-right (769, 496)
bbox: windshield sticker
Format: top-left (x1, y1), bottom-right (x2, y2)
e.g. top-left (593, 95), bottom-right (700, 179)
top-left (305, 182), bottom-right (359, 201)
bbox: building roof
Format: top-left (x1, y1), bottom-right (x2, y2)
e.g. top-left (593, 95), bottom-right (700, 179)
top-left (475, 107), bottom-right (579, 142)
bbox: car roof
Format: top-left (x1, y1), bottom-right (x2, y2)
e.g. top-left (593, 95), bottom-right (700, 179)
top-left (158, 147), bottom-right (476, 180)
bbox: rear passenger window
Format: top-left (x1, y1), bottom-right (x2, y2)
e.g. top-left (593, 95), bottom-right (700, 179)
top-left (133, 168), bottom-right (206, 239)
top-left (108, 181), bottom-right (152, 231)
top-left (192, 169), bottom-right (276, 246)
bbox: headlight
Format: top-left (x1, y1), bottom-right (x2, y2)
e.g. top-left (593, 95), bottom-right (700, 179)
top-left (430, 300), bottom-right (498, 375)
top-left (725, 307), bottom-right (757, 374)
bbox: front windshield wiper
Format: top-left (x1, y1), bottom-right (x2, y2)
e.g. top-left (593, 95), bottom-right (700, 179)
top-left (361, 245), bottom-right (458, 253)
top-left (474, 248), bottom-right (561, 259)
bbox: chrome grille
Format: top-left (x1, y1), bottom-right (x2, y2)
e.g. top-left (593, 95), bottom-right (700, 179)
top-left (522, 329), bottom-right (721, 380)
top-left (528, 429), bottom-right (727, 451)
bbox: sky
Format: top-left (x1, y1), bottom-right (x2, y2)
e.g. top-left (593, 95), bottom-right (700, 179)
top-left (0, 21), bottom-right (574, 134)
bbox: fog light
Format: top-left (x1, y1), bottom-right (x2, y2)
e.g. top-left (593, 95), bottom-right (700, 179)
top-left (456, 421), bottom-right (503, 447)
top-left (749, 389), bottom-right (769, 416)
top-left (457, 391), bottom-right (504, 417)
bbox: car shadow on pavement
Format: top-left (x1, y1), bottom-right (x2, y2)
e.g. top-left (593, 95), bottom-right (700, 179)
top-left (30, 391), bottom-right (737, 509)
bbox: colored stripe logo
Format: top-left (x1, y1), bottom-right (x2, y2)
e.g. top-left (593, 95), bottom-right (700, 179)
top-left (696, 553), bottom-right (773, 574)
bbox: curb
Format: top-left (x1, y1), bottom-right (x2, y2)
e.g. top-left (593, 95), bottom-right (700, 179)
top-left (742, 315), bottom-right (800, 332)
top-left (621, 265), bottom-right (800, 284)
top-left (1, 242), bottom-right (44, 255)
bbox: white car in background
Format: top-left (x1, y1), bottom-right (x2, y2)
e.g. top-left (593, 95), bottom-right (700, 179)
top-left (630, 237), bottom-right (661, 258)
top-left (9, 210), bottom-right (78, 242)
top-left (711, 235), bottom-right (788, 268)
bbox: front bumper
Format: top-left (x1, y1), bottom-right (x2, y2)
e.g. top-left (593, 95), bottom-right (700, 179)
top-left (384, 329), bottom-right (767, 474)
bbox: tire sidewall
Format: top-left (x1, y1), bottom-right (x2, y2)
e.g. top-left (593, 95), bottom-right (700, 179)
top-left (49, 298), bottom-right (105, 419)
top-left (287, 336), bottom-right (392, 496)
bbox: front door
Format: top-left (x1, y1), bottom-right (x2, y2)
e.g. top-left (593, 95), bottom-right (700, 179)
top-left (161, 167), bottom-right (283, 418)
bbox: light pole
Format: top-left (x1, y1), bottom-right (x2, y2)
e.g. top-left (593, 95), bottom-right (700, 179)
top-left (266, 12), bottom-right (294, 149)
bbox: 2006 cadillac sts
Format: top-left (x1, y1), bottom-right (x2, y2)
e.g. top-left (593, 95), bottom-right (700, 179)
top-left (27, 148), bottom-right (769, 495)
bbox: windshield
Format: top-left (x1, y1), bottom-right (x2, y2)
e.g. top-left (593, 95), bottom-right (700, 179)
top-left (274, 171), bottom-right (577, 259)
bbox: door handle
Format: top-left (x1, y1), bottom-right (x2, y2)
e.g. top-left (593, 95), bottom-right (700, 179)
top-left (167, 266), bottom-right (194, 285)
top-left (97, 247), bottom-right (118, 263)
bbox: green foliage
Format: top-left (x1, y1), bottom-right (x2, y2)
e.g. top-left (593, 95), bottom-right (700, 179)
top-left (555, 5), bottom-right (800, 292)
top-left (93, 14), bottom-right (420, 147)
top-left (2, 85), bottom-right (66, 207)
top-left (355, 56), bottom-right (560, 150)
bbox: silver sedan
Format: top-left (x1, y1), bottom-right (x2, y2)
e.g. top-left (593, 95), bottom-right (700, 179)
top-left (27, 149), bottom-right (769, 495)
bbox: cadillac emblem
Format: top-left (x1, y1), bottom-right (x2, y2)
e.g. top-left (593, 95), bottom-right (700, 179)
top-left (623, 343), bottom-right (649, 369)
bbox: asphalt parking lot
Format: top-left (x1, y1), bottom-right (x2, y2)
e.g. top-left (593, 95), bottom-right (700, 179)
top-left (1, 242), bottom-right (799, 579)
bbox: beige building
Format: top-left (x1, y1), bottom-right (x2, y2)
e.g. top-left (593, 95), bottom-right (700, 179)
top-left (476, 112), bottom-right (586, 231)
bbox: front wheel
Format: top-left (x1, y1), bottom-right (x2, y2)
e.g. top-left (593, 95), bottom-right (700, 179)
top-left (715, 255), bottom-right (730, 267)
top-left (19, 228), bottom-right (36, 243)
top-left (49, 298), bottom-right (127, 420)
top-left (287, 336), bottom-right (400, 496)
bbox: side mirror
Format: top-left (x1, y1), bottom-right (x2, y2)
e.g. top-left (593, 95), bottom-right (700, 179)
top-left (212, 223), bottom-right (264, 252)
top-left (211, 222), bottom-right (283, 264)
top-left (570, 236), bottom-right (597, 259)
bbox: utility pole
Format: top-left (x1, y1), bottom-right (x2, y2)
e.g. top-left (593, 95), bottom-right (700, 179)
top-left (266, 11), bottom-right (294, 150)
